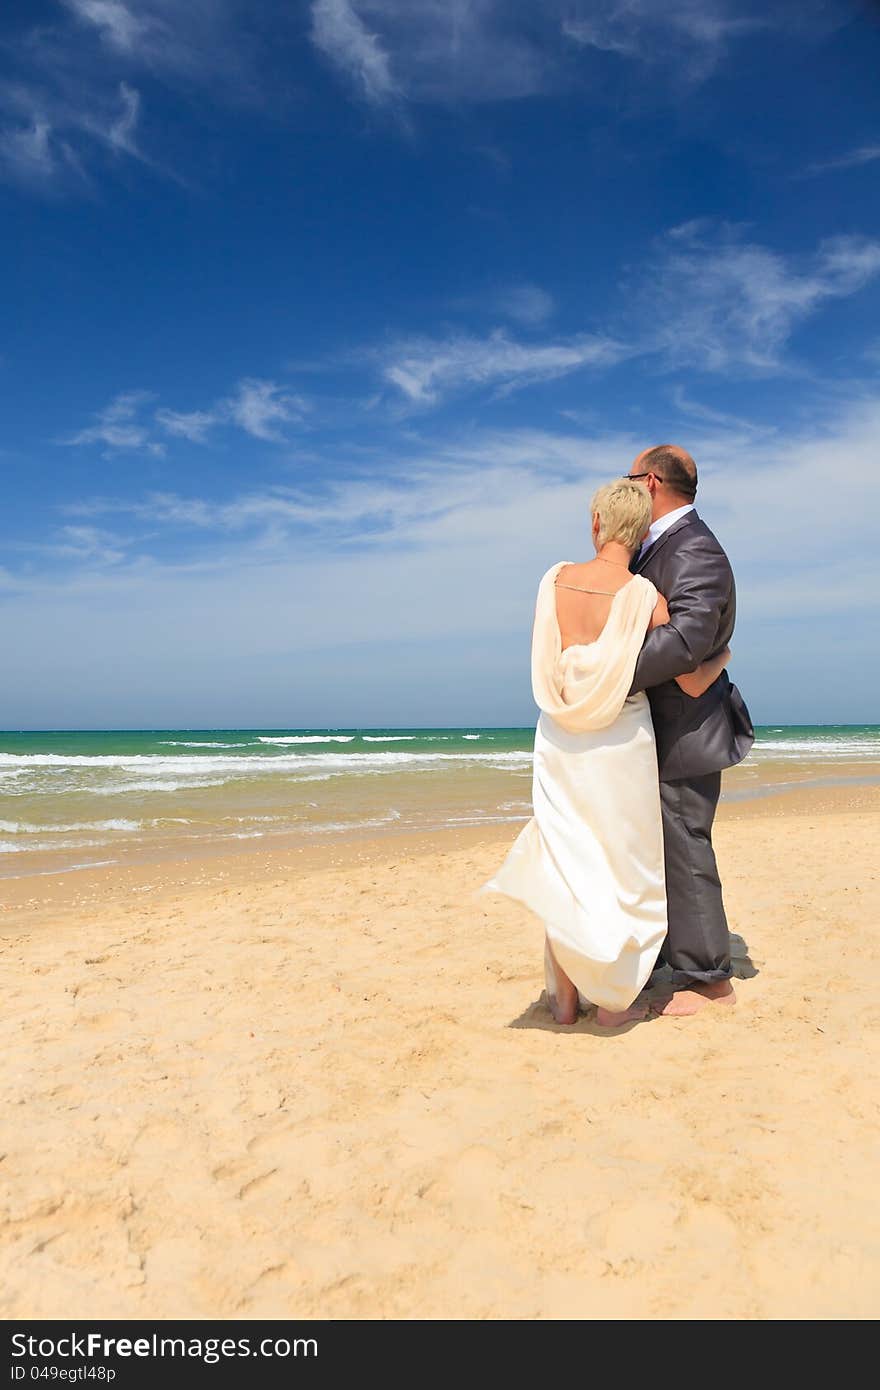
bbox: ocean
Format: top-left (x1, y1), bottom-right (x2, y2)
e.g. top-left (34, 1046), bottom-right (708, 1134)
top-left (1, 725), bottom-right (878, 880)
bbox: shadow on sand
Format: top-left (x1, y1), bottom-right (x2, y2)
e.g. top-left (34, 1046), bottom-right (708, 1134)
top-left (507, 932), bottom-right (759, 1035)
top-left (507, 995), bottom-right (656, 1036)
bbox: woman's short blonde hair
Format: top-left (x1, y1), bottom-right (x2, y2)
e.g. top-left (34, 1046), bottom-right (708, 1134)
top-left (590, 478), bottom-right (652, 552)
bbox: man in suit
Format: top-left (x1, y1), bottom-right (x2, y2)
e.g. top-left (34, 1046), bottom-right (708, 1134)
top-left (627, 445), bottom-right (754, 1015)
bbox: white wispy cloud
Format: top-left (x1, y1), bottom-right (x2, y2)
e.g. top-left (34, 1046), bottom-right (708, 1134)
top-left (64, 391), bottom-right (166, 455)
top-left (8, 522), bottom-right (133, 568)
top-left (798, 142), bottom-right (880, 179)
top-left (223, 378), bottom-right (308, 442)
top-left (563, 0), bottom-right (769, 79)
top-left (670, 386), bottom-right (772, 436)
top-left (2, 2), bottom-right (294, 192)
top-left (57, 216), bottom-right (880, 458)
top-left (308, 1), bottom-right (821, 108)
top-left (65, 377), bottom-right (312, 454)
top-left (62, 424), bottom-right (624, 552)
top-left (635, 221), bottom-right (880, 373)
top-left (310, 0), bottom-right (399, 105)
top-left (74, 483), bottom-right (427, 538)
top-left (0, 115), bottom-right (62, 186)
top-left (52, 396), bottom-right (880, 574)
top-left (52, 524), bottom-right (129, 565)
top-left (105, 80), bottom-right (140, 152)
top-left (154, 408), bottom-right (217, 443)
top-left (1, 1), bottom-right (843, 194)
top-left (0, 76), bottom-right (146, 190)
top-left (493, 282), bottom-right (555, 326)
top-left (60, 1), bottom-right (267, 84)
top-left (310, 0), bottom-right (554, 105)
top-left (382, 329), bottom-right (627, 404)
top-left (64, 1), bottom-right (155, 54)
top-left (21, 394), bottom-right (879, 727)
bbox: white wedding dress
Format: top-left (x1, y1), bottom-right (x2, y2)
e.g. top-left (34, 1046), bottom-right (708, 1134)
top-left (484, 563), bottom-right (667, 1013)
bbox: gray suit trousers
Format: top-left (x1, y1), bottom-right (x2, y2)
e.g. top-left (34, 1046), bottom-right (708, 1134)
top-left (659, 771), bottom-right (732, 988)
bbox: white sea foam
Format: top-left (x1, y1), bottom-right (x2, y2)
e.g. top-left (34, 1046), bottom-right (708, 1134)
top-left (0, 859), bottom-right (118, 879)
top-left (0, 818), bottom-right (141, 835)
top-left (361, 735), bottom-right (416, 742)
top-left (463, 734), bottom-right (481, 740)
top-left (0, 749), bottom-right (532, 776)
top-left (438, 813), bottom-right (529, 826)
top-left (300, 809), bottom-right (402, 834)
top-left (291, 750), bottom-right (532, 768)
top-left (258, 751), bottom-right (533, 777)
top-left (92, 779), bottom-right (228, 795)
top-left (0, 753), bottom-right (274, 775)
top-left (750, 737), bottom-right (880, 759)
top-left (223, 815), bottom-right (285, 824)
top-left (257, 735), bottom-right (355, 744)
top-left (0, 837), bottom-right (108, 854)
top-left (158, 740), bottom-right (242, 748)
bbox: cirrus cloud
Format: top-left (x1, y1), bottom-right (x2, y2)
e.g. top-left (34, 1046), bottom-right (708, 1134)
top-left (64, 391), bottom-right (165, 456)
top-left (223, 378), bottom-right (309, 442)
top-left (632, 221), bottom-right (880, 374)
top-left (381, 328), bottom-right (629, 404)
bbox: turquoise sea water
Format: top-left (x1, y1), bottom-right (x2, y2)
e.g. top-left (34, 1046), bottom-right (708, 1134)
top-left (3, 723), bottom-right (879, 763)
top-left (1, 725), bottom-right (878, 878)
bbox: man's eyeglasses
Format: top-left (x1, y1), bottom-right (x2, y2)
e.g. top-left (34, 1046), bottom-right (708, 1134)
top-left (626, 471), bottom-right (664, 483)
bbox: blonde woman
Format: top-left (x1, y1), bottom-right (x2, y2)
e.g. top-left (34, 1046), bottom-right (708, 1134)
top-left (485, 479), bottom-right (729, 1028)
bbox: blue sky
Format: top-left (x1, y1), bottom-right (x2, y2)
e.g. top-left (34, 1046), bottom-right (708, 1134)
top-left (1, 0), bottom-right (879, 728)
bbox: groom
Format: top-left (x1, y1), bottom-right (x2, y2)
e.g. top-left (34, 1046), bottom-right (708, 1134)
top-left (627, 445), bottom-right (754, 1015)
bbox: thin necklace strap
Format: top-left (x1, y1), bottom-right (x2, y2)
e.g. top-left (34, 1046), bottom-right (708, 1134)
top-left (554, 581), bottom-right (620, 596)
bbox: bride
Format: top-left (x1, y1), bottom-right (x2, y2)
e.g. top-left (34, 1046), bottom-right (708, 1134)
top-left (485, 479), bottom-right (729, 1028)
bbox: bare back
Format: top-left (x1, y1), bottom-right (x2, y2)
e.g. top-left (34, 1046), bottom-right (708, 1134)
top-left (556, 560), bottom-right (669, 651)
top-left (554, 561), bottom-right (635, 651)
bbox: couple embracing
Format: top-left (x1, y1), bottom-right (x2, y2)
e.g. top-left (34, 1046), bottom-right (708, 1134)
top-left (487, 445), bottom-right (754, 1028)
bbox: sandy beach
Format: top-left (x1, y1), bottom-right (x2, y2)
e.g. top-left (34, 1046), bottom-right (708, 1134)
top-left (1, 783), bottom-right (877, 1321)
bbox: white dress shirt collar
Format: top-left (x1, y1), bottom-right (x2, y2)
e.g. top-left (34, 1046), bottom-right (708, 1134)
top-left (640, 502), bottom-right (695, 555)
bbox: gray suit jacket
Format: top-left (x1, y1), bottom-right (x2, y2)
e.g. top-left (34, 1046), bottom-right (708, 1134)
top-left (630, 510), bottom-right (754, 781)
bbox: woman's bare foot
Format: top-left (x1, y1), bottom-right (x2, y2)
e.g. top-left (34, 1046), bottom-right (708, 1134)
top-left (545, 939), bottom-right (579, 1024)
top-left (548, 969), bottom-right (579, 1024)
top-left (653, 980), bottom-right (736, 1017)
top-left (595, 1003), bottom-right (649, 1028)
top-left (548, 992), bottom-right (579, 1025)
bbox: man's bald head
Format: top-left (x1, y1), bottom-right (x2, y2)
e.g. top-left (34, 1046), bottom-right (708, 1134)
top-left (632, 444), bottom-right (697, 502)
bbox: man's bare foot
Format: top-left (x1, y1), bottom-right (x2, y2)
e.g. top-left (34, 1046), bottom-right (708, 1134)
top-left (653, 980), bottom-right (736, 1017)
top-left (595, 1003), bottom-right (649, 1028)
